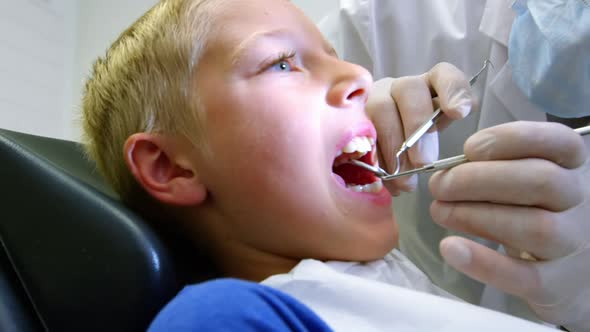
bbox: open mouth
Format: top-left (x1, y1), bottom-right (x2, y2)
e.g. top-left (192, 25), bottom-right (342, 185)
top-left (332, 136), bottom-right (383, 193)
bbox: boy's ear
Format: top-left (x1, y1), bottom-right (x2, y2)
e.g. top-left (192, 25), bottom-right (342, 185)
top-left (124, 133), bottom-right (206, 206)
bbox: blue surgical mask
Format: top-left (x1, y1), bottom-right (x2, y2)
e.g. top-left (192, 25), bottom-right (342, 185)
top-left (508, 0), bottom-right (590, 119)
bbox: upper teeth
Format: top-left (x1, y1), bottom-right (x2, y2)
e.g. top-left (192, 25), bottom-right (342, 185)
top-left (340, 136), bottom-right (374, 155)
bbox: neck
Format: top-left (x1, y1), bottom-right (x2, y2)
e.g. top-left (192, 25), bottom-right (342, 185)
top-left (187, 208), bottom-right (300, 282)
top-left (211, 240), bottom-right (299, 282)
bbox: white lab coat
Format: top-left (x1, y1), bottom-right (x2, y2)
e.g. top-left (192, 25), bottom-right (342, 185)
top-left (319, 0), bottom-right (590, 323)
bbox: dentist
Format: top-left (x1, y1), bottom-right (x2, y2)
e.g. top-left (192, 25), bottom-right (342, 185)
top-left (319, 0), bottom-right (590, 330)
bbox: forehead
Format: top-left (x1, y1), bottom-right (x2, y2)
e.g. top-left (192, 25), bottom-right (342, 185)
top-left (205, 0), bottom-right (326, 54)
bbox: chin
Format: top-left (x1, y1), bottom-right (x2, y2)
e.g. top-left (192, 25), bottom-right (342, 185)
top-left (362, 236), bottom-right (398, 261)
top-left (332, 223), bottom-right (399, 262)
top-left (363, 212), bottom-right (399, 257)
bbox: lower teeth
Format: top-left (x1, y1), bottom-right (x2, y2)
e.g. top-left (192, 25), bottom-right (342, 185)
top-left (346, 180), bottom-right (383, 193)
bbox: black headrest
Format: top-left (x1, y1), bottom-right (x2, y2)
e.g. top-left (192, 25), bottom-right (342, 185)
top-left (0, 128), bottom-right (187, 331)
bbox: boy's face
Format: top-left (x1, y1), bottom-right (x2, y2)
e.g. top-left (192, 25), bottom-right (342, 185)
top-left (193, 0), bottom-right (397, 261)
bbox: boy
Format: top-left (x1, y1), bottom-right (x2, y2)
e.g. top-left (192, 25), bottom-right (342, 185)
top-left (82, 0), bottom-right (584, 330)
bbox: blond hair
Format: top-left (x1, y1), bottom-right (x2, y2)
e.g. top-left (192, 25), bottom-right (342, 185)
top-left (82, 0), bottom-right (220, 200)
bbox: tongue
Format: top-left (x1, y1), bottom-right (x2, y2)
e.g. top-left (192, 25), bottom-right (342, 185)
top-left (333, 163), bottom-right (376, 185)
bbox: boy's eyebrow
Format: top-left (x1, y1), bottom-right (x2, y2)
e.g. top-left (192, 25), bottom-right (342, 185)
top-left (230, 28), bottom-right (292, 65)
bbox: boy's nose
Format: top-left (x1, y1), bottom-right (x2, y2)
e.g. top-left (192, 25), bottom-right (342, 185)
top-left (326, 60), bottom-right (373, 109)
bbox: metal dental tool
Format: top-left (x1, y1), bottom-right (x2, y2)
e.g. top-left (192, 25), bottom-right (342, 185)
top-left (389, 60), bottom-right (494, 176)
top-left (350, 125), bottom-right (590, 181)
top-left (348, 60), bottom-right (493, 178)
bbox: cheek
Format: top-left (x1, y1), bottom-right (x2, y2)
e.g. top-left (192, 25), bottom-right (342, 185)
top-left (209, 96), bottom-right (321, 169)
top-left (205, 109), bottom-right (323, 192)
top-left (218, 127), bottom-right (329, 224)
top-left (206, 118), bottom-right (331, 238)
top-left (200, 81), bottom-right (330, 208)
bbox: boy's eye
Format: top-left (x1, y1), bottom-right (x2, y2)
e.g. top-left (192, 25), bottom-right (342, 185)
top-left (261, 51), bottom-right (297, 73)
top-left (270, 60), bottom-right (293, 72)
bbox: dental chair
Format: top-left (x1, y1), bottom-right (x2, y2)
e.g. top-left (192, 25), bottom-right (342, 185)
top-left (0, 128), bottom-right (213, 331)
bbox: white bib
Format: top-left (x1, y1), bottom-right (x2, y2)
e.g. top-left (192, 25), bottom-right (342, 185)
top-left (262, 250), bottom-right (554, 331)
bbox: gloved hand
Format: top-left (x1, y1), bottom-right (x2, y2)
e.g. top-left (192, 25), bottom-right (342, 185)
top-left (429, 121), bottom-right (590, 331)
top-left (366, 62), bottom-right (476, 195)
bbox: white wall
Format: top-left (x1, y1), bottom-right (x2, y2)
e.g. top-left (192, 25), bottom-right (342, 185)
top-left (1, 0), bottom-right (339, 140)
top-left (0, 0), bottom-right (77, 139)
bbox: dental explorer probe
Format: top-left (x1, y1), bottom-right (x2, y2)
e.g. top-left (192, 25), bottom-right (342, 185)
top-left (389, 60), bottom-right (494, 176)
top-left (350, 125), bottom-right (590, 181)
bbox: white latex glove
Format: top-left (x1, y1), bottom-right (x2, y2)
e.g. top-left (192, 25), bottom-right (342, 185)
top-left (366, 62), bottom-right (476, 195)
top-left (429, 121), bottom-right (590, 331)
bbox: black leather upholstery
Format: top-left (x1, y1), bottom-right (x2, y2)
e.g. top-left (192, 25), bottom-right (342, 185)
top-left (0, 128), bottom-right (193, 331)
top-left (0, 246), bottom-right (42, 332)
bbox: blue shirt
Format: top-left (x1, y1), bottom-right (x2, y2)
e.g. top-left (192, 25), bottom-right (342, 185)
top-left (148, 278), bottom-right (333, 331)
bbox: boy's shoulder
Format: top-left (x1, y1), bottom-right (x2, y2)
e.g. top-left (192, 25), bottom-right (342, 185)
top-left (147, 278), bottom-right (332, 331)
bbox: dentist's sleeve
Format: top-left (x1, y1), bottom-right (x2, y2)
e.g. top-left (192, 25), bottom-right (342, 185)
top-left (317, 2), bottom-right (374, 74)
